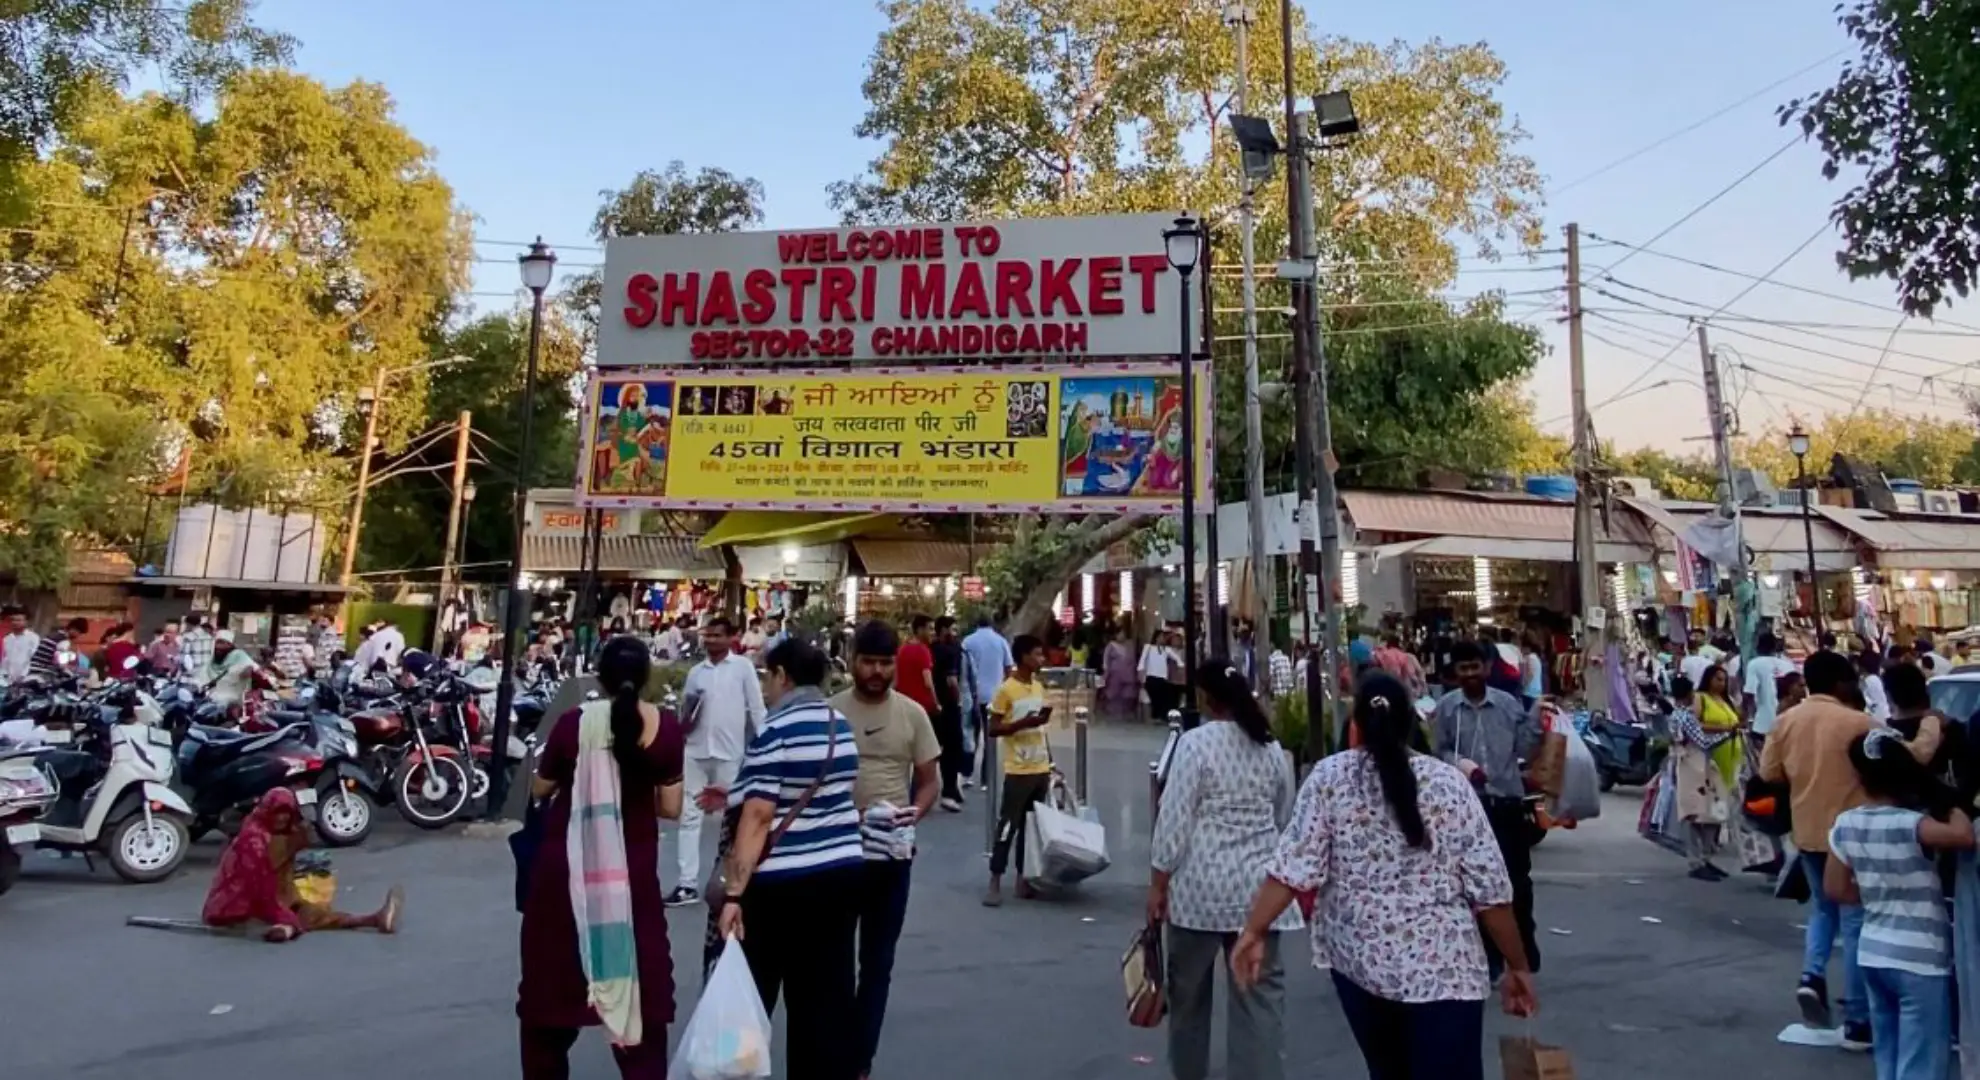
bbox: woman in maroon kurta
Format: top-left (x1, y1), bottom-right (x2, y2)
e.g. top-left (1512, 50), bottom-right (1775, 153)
top-left (518, 637), bottom-right (685, 1080)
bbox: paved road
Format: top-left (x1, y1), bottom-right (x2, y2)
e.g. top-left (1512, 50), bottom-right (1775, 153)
top-left (1, 724), bottom-right (1869, 1079)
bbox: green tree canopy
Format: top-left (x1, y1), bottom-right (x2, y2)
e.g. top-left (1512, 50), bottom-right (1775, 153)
top-left (836, 0), bottom-right (1548, 631)
top-left (1, 69), bottom-right (470, 586)
top-left (1783, 0), bottom-right (1980, 316)
top-left (563, 161), bottom-right (767, 347)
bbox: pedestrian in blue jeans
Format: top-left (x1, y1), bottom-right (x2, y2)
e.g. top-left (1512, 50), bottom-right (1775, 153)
top-left (1798, 849), bottom-right (1871, 1038)
top-left (1824, 727), bottom-right (1973, 1080)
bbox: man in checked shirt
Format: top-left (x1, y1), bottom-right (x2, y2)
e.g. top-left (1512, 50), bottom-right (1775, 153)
top-left (1432, 638), bottom-right (1544, 980)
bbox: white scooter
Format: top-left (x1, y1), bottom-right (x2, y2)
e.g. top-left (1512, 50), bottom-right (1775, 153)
top-left (31, 659), bottom-right (193, 882)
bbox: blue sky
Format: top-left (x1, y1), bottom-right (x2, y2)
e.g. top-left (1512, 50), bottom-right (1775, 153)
top-left (257, 0), bottom-right (1968, 453)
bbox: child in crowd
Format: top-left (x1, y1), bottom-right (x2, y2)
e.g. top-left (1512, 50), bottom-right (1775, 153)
top-left (1824, 727), bottom-right (1974, 1080)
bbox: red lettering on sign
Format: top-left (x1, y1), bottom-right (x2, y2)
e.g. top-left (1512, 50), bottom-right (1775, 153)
top-left (701, 270), bottom-right (740, 325)
top-left (741, 269), bottom-right (776, 324)
top-left (1040, 323), bottom-right (1063, 352)
top-left (1064, 322), bottom-right (1088, 351)
top-left (623, 273), bottom-right (658, 327)
top-left (1128, 254), bottom-right (1169, 313)
top-left (661, 272), bottom-right (699, 325)
top-left (901, 264), bottom-right (945, 319)
top-left (1038, 259), bottom-right (1083, 317)
top-left (859, 266), bottom-right (878, 321)
top-left (819, 267), bottom-right (858, 322)
top-left (948, 263), bottom-right (990, 319)
top-left (994, 261), bottom-right (1035, 318)
top-left (780, 267), bottom-right (816, 321)
top-left (1087, 256), bottom-right (1124, 315)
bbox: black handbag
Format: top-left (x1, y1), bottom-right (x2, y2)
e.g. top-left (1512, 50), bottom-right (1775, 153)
top-left (509, 796), bottom-right (547, 914)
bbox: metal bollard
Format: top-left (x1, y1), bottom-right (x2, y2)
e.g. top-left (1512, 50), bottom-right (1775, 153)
top-left (1073, 706), bottom-right (1090, 805)
top-left (1150, 711), bottom-right (1184, 818)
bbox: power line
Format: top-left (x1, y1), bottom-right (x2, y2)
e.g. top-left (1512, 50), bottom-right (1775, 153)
top-left (1583, 231), bottom-right (1980, 335)
top-left (1589, 219), bottom-right (1830, 409)
top-left (1587, 135), bottom-right (1803, 282)
top-left (1551, 50), bottom-right (1846, 195)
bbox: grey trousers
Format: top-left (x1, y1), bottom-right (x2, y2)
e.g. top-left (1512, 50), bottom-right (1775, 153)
top-left (1165, 926), bottom-right (1286, 1080)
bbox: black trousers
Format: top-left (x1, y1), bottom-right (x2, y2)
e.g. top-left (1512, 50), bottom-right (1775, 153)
top-left (991, 772), bottom-right (1053, 877)
top-left (932, 701), bottom-right (967, 800)
top-left (1481, 797), bottom-right (1540, 976)
top-left (741, 864), bottom-right (862, 1080)
top-left (855, 859), bottom-right (913, 1075)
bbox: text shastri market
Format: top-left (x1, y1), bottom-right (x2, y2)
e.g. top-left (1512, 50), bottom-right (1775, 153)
top-left (598, 213), bottom-right (1193, 365)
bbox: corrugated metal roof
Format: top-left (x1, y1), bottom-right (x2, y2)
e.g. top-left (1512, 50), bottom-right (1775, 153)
top-left (1811, 505), bottom-right (1980, 569)
top-left (1341, 490), bottom-right (1653, 546)
top-left (521, 535), bottom-right (723, 575)
top-left (851, 540), bottom-right (975, 576)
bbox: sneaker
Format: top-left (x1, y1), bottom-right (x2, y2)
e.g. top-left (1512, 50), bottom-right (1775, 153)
top-left (1687, 865), bottom-right (1722, 882)
top-left (981, 883), bottom-right (1003, 907)
top-left (1841, 1020), bottom-right (1872, 1052)
top-left (1797, 975), bottom-right (1832, 1029)
top-left (961, 776), bottom-right (976, 790)
top-left (939, 796), bottom-right (965, 813)
top-left (663, 886), bottom-right (701, 908)
top-left (1702, 862), bottom-right (1730, 880)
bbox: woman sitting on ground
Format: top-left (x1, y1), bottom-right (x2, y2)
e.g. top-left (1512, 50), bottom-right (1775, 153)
top-left (201, 787), bottom-right (402, 941)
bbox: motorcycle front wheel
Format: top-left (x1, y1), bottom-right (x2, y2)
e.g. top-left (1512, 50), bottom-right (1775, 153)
top-left (393, 757), bottom-right (469, 829)
top-left (314, 778), bottom-right (375, 847)
top-left (106, 812), bottom-right (189, 883)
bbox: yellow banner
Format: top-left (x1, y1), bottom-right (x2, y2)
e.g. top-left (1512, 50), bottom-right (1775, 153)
top-left (576, 363), bottom-right (1207, 513)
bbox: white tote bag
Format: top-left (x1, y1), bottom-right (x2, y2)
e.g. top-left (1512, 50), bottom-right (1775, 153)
top-left (1024, 780), bottom-right (1110, 888)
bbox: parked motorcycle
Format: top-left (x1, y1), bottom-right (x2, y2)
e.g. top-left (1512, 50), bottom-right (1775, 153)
top-left (343, 674), bottom-right (472, 829)
top-left (1583, 711), bottom-right (1669, 792)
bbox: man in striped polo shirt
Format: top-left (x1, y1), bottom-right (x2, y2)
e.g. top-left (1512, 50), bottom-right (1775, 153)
top-left (719, 637), bottom-right (865, 1080)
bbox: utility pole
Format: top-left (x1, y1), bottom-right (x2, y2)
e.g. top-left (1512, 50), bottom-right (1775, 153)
top-left (435, 409), bottom-right (473, 652)
top-left (1228, 1), bottom-right (1272, 628)
top-left (339, 367), bottom-right (387, 586)
top-left (1566, 224), bottom-right (1609, 712)
top-left (1698, 323), bottom-right (1756, 659)
top-left (1281, 0), bottom-right (1331, 759)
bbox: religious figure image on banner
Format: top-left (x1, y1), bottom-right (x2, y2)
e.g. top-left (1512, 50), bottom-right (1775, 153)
top-left (590, 380), bottom-right (673, 495)
top-left (1058, 375), bottom-right (1185, 498)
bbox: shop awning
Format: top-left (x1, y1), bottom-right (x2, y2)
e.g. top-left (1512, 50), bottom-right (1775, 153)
top-left (696, 511), bottom-right (893, 550)
top-left (851, 540), bottom-right (976, 577)
top-left (1341, 490), bottom-right (1654, 564)
top-left (1813, 506), bottom-right (1980, 570)
top-left (521, 535), bottom-right (724, 576)
top-left (1647, 504), bottom-right (1860, 572)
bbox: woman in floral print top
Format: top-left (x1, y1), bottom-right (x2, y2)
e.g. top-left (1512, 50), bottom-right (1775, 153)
top-left (1233, 672), bottom-right (1538, 1080)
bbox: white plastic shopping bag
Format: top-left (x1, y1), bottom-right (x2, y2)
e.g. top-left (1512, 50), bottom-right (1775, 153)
top-left (1551, 728), bottom-right (1603, 822)
top-left (1024, 779), bottom-right (1110, 888)
top-left (669, 937), bottom-right (772, 1080)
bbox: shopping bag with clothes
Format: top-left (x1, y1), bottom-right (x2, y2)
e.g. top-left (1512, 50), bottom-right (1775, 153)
top-left (1530, 707), bottom-right (1569, 798)
top-left (1024, 777), bottom-right (1110, 888)
top-left (1122, 920), bottom-right (1166, 1028)
top-left (1549, 727), bottom-right (1602, 822)
top-left (669, 937), bottom-right (773, 1080)
top-left (1499, 1033), bottom-right (1577, 1080)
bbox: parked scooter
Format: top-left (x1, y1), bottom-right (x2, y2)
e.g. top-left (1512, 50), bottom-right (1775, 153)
top-left (0, 746), bottom-right (58, 896)
top-left (1583, 709), bottom-right (1669, 792)
top-left (30, 672), bottom-right (193, 883)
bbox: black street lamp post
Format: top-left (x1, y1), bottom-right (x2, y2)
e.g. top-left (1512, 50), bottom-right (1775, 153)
top-left (486, 237), bottom-right (556, 820)
top-left (1165, 215), bottom-right (1204, 727)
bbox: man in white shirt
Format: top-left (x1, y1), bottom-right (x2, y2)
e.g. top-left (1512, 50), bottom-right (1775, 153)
top-left (669, 614), bottom-right (765, 906)
top-left (2, 606), bottom-right (40, 683)
top-left (1679, 636), bottom-right (1714, 692)
top-left (655, 617), bottom-right (688, 662)
top-left (352, 620), bottom-right (405, 676)
top-left (1741, 631), bottom-right (1797, 739)
top-left (1917, 635), bottom-right (1949, 678)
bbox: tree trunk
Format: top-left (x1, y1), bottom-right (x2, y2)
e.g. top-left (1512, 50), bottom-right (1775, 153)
top-left (997, 513), bottom-right (1150, 638)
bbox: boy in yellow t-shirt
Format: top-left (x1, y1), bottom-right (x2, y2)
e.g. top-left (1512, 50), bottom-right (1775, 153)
top-left (984, 634), bottom-right (1054, 907)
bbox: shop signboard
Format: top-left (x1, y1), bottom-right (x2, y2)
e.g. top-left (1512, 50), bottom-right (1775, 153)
top-left (574, 361), bottom-right (1210, 515)
top-left (596, 214), bottom-right (1196, 367)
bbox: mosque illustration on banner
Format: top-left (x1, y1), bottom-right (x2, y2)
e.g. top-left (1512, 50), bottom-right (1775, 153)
top-left (1057, 375), bottom-right (1185, 498)
top-left (590, 380), bottom-right (673, 496)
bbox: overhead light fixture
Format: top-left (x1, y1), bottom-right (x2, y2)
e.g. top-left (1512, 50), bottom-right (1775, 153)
top-left (1342, 550), bottom-right (1360, 607)
top-left (844, 575), bottom-right (860, 617)
top-left (1473, 556), bottom-right (1494, 611)
top-left (1118, 569), bottom-right (1134, 614)
top-left (1163, 216), bottom-right (1202, 273)
top-left (1081, 573), bottom-right (1096, 618)
top-left (1311, 89), bottom-right (1360, 140)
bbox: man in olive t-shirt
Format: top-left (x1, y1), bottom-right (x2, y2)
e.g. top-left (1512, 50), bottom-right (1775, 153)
top-left (829, 620), bottom-right (940, 1079)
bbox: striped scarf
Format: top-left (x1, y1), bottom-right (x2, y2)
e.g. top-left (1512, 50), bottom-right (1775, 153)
top-left (567, 701), bottom-right (641, 1046)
